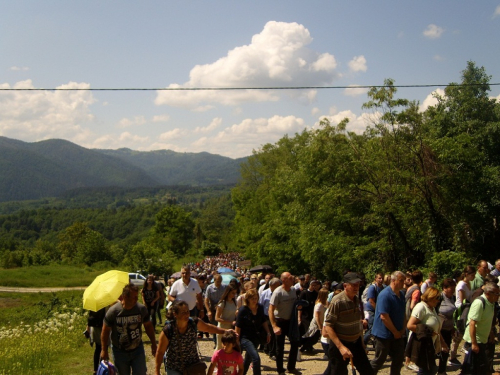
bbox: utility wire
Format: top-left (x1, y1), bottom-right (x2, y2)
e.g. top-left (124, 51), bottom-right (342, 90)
top-left (0, 83), bottom-right (499, 91)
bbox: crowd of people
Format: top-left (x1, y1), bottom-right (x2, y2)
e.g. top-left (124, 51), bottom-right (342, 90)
top-left (86, 255), bottom-right (500, 375)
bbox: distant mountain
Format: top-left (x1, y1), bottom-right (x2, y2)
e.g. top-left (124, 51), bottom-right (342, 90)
top-left (0, 137), bottom-right (245, 202)
top-left (96, 148), bottom-right (246, 186)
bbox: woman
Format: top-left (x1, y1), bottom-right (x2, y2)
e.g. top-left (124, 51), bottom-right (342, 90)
top-left (235, 289), bottom-right (270, 375)
top-left (142, 274), bottom-right (160, 328)
top-left (301, 288), bottom-right (329, 354)
top-left (449, 265), bottom-right (475, 366)
top-left (86, 307), bottom-right (106, 375)
top-left (215, 283), bottom-right (238, 349)
top-left (236, 281), bottom-right (254, 310)
top-left (407, 287), bottom-right (448, 375)
top-left (155, 301), bottom-right (233, 375)
top-left (437, 278), bottom-right (456, 374)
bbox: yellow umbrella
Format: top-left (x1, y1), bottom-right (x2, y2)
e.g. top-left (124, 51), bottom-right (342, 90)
top-left (83, 270), bottom-right (129, 312)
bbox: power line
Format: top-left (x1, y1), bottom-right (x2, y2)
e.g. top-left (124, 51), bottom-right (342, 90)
top-left (0, 83), bottom-right (499, 91)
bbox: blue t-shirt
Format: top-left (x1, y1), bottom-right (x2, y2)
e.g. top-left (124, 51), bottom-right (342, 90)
top-left (371, 286), bottom-right (405, 339)
top-left (364, 284), bottom-right (384, 312)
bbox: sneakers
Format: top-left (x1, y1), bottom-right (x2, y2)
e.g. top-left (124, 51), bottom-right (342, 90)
top-left (405, 363), bottom-right (419, 371)
top-left (448, 358), bottom-right (461, 366)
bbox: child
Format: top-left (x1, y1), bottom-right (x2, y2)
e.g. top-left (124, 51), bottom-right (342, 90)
top-left (207, 331), bottom-right (243, 375)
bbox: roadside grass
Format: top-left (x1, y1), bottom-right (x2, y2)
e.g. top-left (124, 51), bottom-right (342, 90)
top-left (0, 290), bottom-right (93, 375)
top-left (0, 264), bottom-right (116, 287)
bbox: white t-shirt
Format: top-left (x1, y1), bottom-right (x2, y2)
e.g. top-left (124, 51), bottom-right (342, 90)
top-left (455, 280), bottom-right (471, 308)
top-left (169, 278), bottom-right (201, 310)
top-left (411, 302), bottom-right (441, 344)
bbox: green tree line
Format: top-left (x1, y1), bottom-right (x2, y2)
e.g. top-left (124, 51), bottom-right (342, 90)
top-left (231, 62), bottom-right (500, 281)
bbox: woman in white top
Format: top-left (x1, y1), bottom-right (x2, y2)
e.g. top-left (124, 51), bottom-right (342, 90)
top-left (215, 284), bottom-right (238, 350)
top-left (455, 265), bottom-right (476, 308)
top-left (407, 287), bottom-right (447, 375)
top-left (449, 265), bottom-right (476, 366)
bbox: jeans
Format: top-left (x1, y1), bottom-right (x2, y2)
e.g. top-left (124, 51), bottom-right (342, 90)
top-left (370, 336), bottom-right (405, 375)
top-left (146, 302), bottom-right (157, 327)
top-left (240, 338), bottom-right (262, 375)
top-left (111, 342), bottom-right (147, 375)
top-left (321, 342), bottom-right (331, 375)
top-left (461, 342), bottom-right (488, 374)
top-left (275, 319), bottom-right (299, 372)
top-left (328, 337), bottom-right (374, 375)
top-left (363, 311), bottom-right (374, 345)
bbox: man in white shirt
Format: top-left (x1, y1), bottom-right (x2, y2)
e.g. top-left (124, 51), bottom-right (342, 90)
top-left (168, 266), bottom-right (204, 318)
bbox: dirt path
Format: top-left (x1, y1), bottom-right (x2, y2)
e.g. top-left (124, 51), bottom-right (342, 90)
top-left (145, 335), bottom-right (466, 375)
top-left (0, 286), bottom-right (86, 293)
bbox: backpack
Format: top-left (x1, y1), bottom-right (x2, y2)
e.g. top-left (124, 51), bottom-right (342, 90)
top-left (361, 283), bottom-right (373, 305)
top-left (405, 285), bottom-right (420, 319)
top-left (453, 296), bottom-right (486, 335)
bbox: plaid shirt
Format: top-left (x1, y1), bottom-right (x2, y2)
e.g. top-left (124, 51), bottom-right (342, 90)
top-left (324, 291), bottom-right (363, 342)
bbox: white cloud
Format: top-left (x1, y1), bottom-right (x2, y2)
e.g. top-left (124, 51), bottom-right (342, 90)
top-left (152, 115), bottom-right (170, 123)
top-left (0, 79), bottom-right (96, 142)
top-left (423, 24), bottom-right (444, 39)
top-left (116, 116), bottom-right (146, 128)
top-left (9, 66), bottom-right (29, 71)
top-left (493, 5), bottom-right (500, 18)
top-left (316, 110), bottom-right (372, 134)
top-left (91, 132), bottom-right (150, 150)
top-left (190, 115), bottom-right (306, 158)
top-left (433, 55), bottom-right (445, 61)
top-left (492, 93), bottom-right (500, 102)
top-left (311, 107), bottom-right (320, 116)
top-left (343, 85), bottom-right (368, 97)
top-left (420, 88), bottom-right (445, 112)
top-left (159, 128), bottom-right (187, 141)
top-left (348, 56), bottom-right (367, 72)
top-left (194, 117), bottom-right (221, 133)
top-left (155, 21), bottom-right (339, 109)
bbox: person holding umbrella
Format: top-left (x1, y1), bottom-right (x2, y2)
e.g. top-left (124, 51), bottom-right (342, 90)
top-left (101, 283), bottom-right (157, 375)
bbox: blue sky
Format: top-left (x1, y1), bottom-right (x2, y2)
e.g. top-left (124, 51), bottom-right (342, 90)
top-left (1, 1), bottom-right (499, 158)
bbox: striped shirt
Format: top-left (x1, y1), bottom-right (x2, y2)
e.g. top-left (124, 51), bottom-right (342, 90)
top-left (324, 291), bottom-right (363, 343)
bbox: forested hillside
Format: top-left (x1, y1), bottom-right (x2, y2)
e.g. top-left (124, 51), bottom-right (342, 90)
top-left (0, 138), bottom-right (244, 202)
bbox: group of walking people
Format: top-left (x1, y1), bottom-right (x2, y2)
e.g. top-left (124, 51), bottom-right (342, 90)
top-left (88, 256), bottom-right (500, 375)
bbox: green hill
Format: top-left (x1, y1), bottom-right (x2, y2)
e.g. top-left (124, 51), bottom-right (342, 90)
top-left (0, 137), bottom-right (245, 202)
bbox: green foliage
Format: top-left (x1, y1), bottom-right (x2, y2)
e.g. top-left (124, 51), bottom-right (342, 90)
top-left (232, 61), bottom-right (500, 279)
top-left (153, 205), bottom-right (195, 256)
top-left (421, 250), bottom-right (474, 281)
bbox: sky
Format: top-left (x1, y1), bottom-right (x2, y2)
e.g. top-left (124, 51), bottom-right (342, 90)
top-left (1, 2), bottom-right (499, 159)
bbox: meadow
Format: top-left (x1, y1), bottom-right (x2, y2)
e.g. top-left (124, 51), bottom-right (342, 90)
top-left (0, 290), bottom-right (93, 375)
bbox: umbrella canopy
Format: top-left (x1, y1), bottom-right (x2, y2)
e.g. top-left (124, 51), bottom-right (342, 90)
top-left (249, 265), bottom-right (273, 273)
top-left (219, 271), bottom-right (240, 278)
top-left (83, 270), bottom-right (129, 312)
top-left (171, 270), bottom-right (198, 279)
top-left (220, 274), bottom-right (237, 284)
top-left (217, 267), bottom-right (233, 273)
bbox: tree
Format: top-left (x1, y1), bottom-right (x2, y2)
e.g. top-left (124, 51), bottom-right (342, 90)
top-left (152, 205), bottom-right (195, 256)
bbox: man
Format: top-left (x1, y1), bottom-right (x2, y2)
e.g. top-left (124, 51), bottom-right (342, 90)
top-left (363, 273), bottom-right (384, 345)
top-left (490, 259), bottom-right (500, 277)
top-left (269, 272), bottom-right (300, 375)
top-left (294, 275), bottom-right (306, 292)
top-left (470, 260), bottom-right (489, 293)
top-left (324, 272), bottom-right (373, 375)
top-left (259, 273), bottom-right (272, 296)
top-left (370, 271), bottom-right (406, 375)
top-left (298, 279), bottom-right (321, 352)
top-left (101, 283), bottom-right (157, 375)
top-left (461, 283), bottom-right (500, 374)
top-left (260, 277), bottom-right (281, 359)
top-left (205, 274), bottom-right (226, 345)
top-left (168, 266), bottom-right (204, 318)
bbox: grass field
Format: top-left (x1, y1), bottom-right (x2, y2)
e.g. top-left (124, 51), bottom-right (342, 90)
top-left (0, 290), bottom-right (93, 375)
top-left (0, 265), bottom-right (117, 288)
